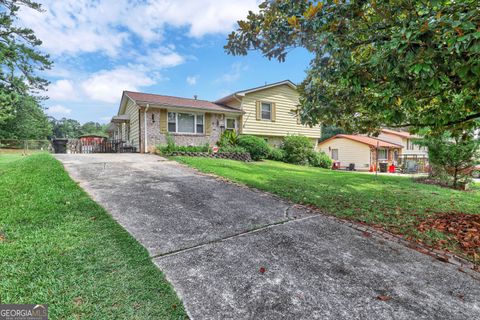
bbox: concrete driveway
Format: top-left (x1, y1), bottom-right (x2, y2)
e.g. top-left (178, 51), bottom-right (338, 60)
top-left (56, 154), bottom-right (480, 320)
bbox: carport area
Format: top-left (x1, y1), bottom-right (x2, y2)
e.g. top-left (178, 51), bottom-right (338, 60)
top-left (55, 153), bottom-right (480, 320)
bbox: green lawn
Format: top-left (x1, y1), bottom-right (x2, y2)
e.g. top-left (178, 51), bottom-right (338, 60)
top-left (175, 157), bottom-right (480, 263)
top-left (0, 154), bottom-right (186, 319)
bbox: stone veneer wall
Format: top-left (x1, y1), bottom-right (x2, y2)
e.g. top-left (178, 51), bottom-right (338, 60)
top-left (140, 109), bottom-right (226, 153)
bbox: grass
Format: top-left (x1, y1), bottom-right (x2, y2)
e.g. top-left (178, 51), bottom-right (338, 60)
top-left (175, 157), bottom-right (480, 263)
top-left (0, 154), bottom-right (23, 165)
top-left (0, 154), bottom-right (186, 319)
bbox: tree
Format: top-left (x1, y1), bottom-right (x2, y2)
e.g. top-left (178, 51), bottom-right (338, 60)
top-left (0, 95), bottom-right (51, 139)
top-left (0, 0), bottom-right (52, 124)
top-left (49, 117), bottom-right (82, 139)
top-left (320, 124), bottom-right (345, 142)
top-left (225, 0), bottom-right (480, 135)
top-left (419, 130), bottom-right (479, 188)
top-left (80, 122), bottom-right (108, 137)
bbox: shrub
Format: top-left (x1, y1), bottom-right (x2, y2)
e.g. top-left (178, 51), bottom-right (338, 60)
top-left (267, 147), bottom-right (285, 161)
top-left (157, 136), bottom-right (210, 155)
top-left (281, 135), bottom-right (314, 165)
top-left (237, 135), bottom-right (270, 161)
top-left (418, 131), bottom-right (479, 189)
top-left (217, 130), bottom-right (239, 147)
top-left (307, 151), bottom-right (333, 168)
top-left (218, 145), bottom-right (248, 154)
top-left (157, 133), bottom-right (176, 154)
top-left (175, 145), bottom-right (210, 153)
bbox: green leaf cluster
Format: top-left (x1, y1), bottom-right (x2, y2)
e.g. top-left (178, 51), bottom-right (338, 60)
top-left (225, 0), bottom-right (480, 134)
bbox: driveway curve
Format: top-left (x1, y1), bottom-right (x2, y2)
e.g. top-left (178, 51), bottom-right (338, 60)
top-left (56, 154), bottom-right (480, 320)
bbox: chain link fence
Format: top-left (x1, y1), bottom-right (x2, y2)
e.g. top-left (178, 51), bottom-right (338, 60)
top-left (0, 139), bottom-right (53, 155)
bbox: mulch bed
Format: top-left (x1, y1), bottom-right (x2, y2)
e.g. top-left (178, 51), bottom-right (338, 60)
top-left (418, 212), bottom-right (480, 262)
top-left (415, 177), bottom-right (469, 190)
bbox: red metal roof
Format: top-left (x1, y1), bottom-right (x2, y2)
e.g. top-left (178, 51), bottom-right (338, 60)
top-left (319, 134), bottom-right (402, 148)
top-left (124, 91), bottom-right (242, 113)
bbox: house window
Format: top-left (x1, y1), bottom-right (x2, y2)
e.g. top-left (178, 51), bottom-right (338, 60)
top-left (226, 118), bottom-right (236, 131)
top-left (261, 102), bottom-right (272, 120)
top-left (378, 149), bottom-right (388, 160)
top-left (168, 112), bottom-right (204, 134)
top-left (331, 149), bottom-right (339, 160)
top-left (196, 114), bottom-right (204, 133)
top-left (168, 112), bottom-right (176, 132)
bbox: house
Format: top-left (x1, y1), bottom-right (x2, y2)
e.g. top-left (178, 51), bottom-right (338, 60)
top-left (377, 129), bottom-right (428, 159)
top-left (110, 80), bottom-right (321, 153)
top-left (317, 134), bottom-right (403, 171)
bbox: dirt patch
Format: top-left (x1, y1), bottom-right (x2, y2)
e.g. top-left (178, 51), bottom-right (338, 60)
top-left (418, 212), bottom-right (480, 262)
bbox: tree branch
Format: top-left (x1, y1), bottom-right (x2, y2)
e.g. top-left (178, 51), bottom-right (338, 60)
top-left (388, 112), bottom-right (480, 128)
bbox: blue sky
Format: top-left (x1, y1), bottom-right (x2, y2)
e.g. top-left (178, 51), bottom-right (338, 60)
top-left (19, 0), bottom-right (312, 124)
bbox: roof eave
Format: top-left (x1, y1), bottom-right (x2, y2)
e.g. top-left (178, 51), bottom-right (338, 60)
top-left (135, 101), bottom-right (244, 114)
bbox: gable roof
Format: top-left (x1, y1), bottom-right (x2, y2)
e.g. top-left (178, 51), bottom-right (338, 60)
top-left (121, 91), bottom-right (243, 114)
top-left (215, 80), bottom-right (297, 104)
top-left (319, 134), bottom-right (403, 148)
top-left (380, 128), bottom-right (415, 139)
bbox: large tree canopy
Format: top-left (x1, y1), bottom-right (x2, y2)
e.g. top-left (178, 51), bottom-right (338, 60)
top-left (0, 95), bottom-right (51, 139)
top-left (0, 0), bottom-right (51, 124)
top-left (225, 0), bottom-right (480, 134)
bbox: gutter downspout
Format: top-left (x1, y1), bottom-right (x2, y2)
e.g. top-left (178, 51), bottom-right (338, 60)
top-left (144, 104), bottom-right (150, 153)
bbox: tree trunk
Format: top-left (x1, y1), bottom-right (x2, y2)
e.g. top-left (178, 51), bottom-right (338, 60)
top-left (453, 167), bottom-right (458, 188)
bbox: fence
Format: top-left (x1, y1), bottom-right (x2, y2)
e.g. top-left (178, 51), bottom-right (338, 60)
top-left (0, 140), bottom-right (53, 155)
top-left (1, 139), bottom-right (137, 155)
top-left (67, 139), bottom-right (136, 154)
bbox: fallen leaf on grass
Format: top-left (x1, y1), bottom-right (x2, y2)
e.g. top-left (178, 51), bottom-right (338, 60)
top-left (376, 295), bottom-right (392, 301)
top-left (418, 212), bottom-right (480, 260)
top-left (73, 297), bottom-right (82, 307)
top-left (436, 256), bottom-right (449, 263)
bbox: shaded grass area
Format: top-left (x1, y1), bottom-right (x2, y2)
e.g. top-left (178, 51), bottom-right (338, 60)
top-left (175, 157), bottom-right (480, 263)
top-left (0, 154), bottom-right (23, 165)
top-left (0, 154), bottom-right (186, 319)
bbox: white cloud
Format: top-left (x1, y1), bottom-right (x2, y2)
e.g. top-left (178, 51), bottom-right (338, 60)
top-left (47, 79), bottom-right (77, 101)
top-left (18, 0), bottom-right (129, 57)
top-left (186, 75), bottom-right (199, 85)
top-left (18, 0), bottom-right (260, 57)
top-left (137, 48), bottom-right (185, 68)
top-left (217, 62), bottom-right (248, 83)
top-left (47, 104), bottom-right (72, 115)
top-left (81, 66), bottom-right (156, 103)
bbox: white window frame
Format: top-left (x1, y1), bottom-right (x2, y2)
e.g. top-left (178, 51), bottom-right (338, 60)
top-left (378, 148), bottom-right (388, 160)
top-left (167, 111), bottom-right (205, 134)
top-left (226, 118), bottom-right (236, 131)
top-left (261, 102), bottom-right (272, 121)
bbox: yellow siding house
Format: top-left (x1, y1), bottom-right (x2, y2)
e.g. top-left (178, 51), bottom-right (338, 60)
top-left (111, 80), bottom-right (321, 152)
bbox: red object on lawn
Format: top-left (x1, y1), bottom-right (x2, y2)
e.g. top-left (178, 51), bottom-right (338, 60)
top-left (388, 164), bottom-right (395, 173)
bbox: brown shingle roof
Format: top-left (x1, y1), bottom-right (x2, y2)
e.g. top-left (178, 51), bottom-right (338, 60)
top-left (319, 134), bottom-right (402, 148)
top-left (381, 128), bottom-right (414, 138)
top-left (124, 91), bottom-right (242, 113)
